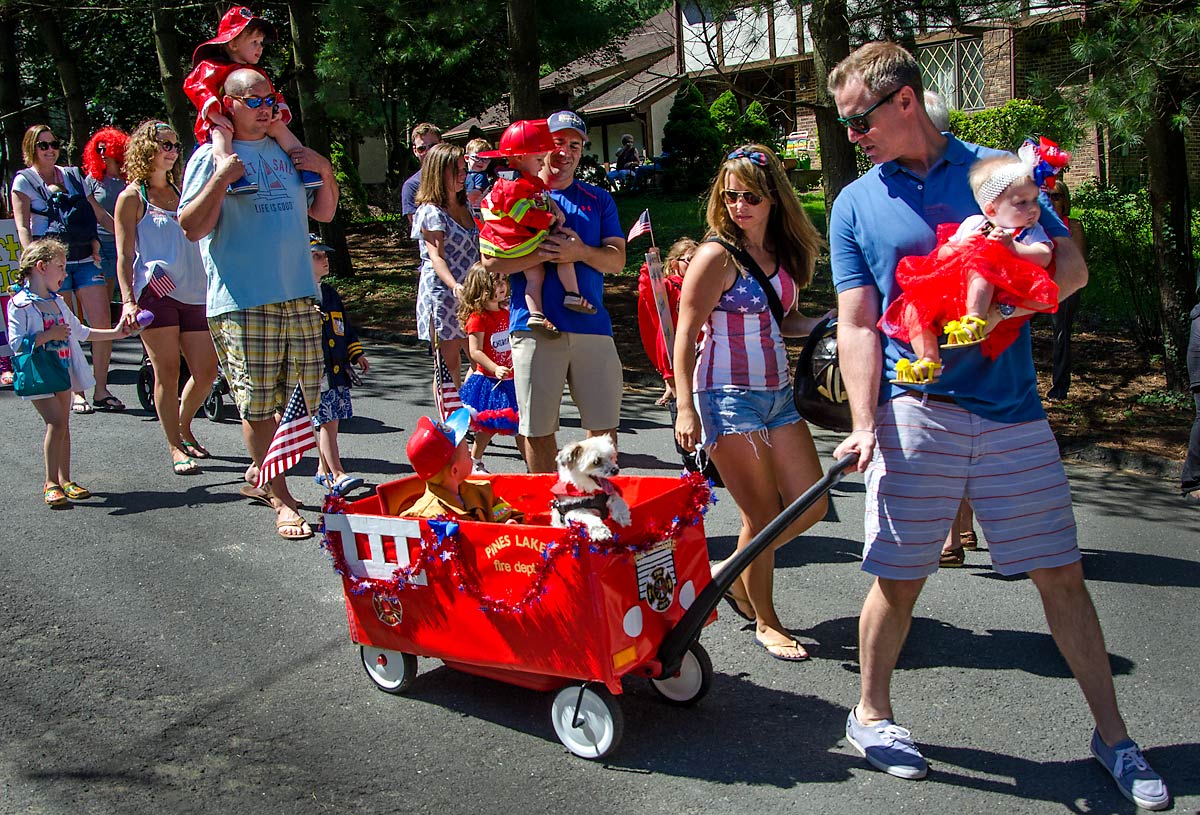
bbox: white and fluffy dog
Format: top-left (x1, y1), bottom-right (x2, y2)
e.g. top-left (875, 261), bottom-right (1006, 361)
top-left (549, 436), bottom-right (631, 541)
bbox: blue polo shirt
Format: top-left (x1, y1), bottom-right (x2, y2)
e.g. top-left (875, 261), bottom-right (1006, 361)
top-left (829, 136), bottom-right (1067, 423)
top-left (508, 179), bottom-right (622, 337)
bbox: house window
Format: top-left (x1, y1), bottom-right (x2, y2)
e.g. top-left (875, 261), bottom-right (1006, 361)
top-left (919, 38), bottom-right (984, 111)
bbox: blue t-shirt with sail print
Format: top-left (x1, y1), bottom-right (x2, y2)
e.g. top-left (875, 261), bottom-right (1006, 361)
top-left (179, 137), bottom-right (317, 317)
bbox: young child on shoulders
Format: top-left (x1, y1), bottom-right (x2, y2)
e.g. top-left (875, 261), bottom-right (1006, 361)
top-left (456, 263), bottom-right (522, 474)
top-left (881, 152), bottom-right (1059, 384)
top-left (310, 234), bottom-right (369, 497)
top-left (184, 5), bottom-right (321, 195)
top-left (478, 119), bottom-right (596, 339)
top-left (5, 239), bottom-right (130, 507)
top-left (404, 408), bottom-right (522, 523)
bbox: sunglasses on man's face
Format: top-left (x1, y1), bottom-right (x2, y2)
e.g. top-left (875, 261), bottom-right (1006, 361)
top-left (837, 87), bottom-right (902, 135)
top-left (229, 94), bottom-right (277, 109)
top-left (723, 189), bottom-right (765, 206)
top-left (37, 140), bottom-right (61, 150)
top-left (158, 141), bottom-right (182, 153)
top-left (415, 143), bottom-right (438, 154)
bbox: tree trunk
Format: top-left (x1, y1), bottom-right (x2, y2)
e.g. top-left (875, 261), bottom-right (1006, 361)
top-left (150, 4), bottom-right (196, 158)
top-left (0, 6), bottom-right (23, 188)
top-left (288, 0), bottom-right (352, 276)
top-left (507, 0), bottom-right (540, 119)
top-left (807, 0), bottom-right (858, 213)
top-left (1144, 81), bottom-right (1195, 390)
top-left (33, 13), bottom-right (89, 164)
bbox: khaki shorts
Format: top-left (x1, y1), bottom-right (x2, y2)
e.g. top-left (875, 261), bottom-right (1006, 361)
top-left (208, 298), bottom-right (323, 422)
top-left (511, 331), bottom-right (622, 437)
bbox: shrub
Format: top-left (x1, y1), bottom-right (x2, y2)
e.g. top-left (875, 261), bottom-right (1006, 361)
top-left (947, 98), bottom-right (1074, 153)
top-left (330, 141), bottom-right (369, 219)
top-left (709, 92), bottom-right (777, 153)
top-left (662, 83), bottom-right (723, 192)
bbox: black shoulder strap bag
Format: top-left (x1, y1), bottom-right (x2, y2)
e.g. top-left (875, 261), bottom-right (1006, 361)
top-left (704, 237), bottom-right (786, 325)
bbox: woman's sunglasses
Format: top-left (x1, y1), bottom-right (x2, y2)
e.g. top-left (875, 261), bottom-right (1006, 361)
top-left (37, 140), bottom-right (61, 150)
top-left (723, 189), bottom-right (765, 206)
top-left (157, 141), bottom-right (182, 153)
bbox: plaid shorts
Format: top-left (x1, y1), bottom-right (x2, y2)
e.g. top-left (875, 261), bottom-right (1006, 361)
top-left (208, 298), bottom-right (323, 422)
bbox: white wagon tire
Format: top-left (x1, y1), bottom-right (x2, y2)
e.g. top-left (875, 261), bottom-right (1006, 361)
top-left (550, 684), bottom-right (624, 759)
top-left (650, 641), bottom-right (713, 706)
top-left (360, 645), bottom-right (417, 695)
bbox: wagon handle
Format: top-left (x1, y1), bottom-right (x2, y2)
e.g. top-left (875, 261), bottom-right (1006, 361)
top-left (654, 453), bottom-right (859, 678)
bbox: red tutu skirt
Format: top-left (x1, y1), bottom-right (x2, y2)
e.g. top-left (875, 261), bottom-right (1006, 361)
top-left (879, 226), bottom-right (1059, 359)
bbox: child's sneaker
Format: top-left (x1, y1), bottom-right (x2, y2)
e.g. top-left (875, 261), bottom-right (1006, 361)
top-left (300, 170), bottom-right (323, 189)
top-left (227, 176), bottom-right (258, 195)
top-left (471, 459), bottom-right (490, 475)
top-left (1090, 729), bottom-right (1169, 810)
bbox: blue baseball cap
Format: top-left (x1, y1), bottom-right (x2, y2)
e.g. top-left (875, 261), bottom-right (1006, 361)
top-left (547, 110), bottom-right (587, 136)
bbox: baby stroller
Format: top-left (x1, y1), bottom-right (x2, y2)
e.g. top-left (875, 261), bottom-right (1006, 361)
top-left (136, 351), bottom-right (233, 422)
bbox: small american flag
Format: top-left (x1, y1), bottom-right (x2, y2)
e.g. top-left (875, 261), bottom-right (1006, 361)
top-left (147, 267), bottom-right (176, 299)
top-left (256, 383), bottom-right (317, 488)
top-left (433, 347), bottom-right (462, 420)
top-left (626, 209), bottom-right (653, 243)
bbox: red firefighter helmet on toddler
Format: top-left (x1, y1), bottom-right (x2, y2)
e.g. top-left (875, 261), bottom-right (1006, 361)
top-left (476, 120), bottom-right (555, 159)
top-left (193, 6), bottom-right (277, 66)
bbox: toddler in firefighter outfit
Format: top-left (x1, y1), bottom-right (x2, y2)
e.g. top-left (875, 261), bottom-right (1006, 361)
top-left (184, 5), bottom-right (322, 194)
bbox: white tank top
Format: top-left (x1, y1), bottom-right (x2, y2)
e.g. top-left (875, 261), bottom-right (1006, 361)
top-left (132, 185), bottom-right (207, 306)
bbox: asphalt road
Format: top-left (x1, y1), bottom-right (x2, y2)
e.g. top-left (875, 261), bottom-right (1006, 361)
top-left (1, 339), bottom-right (1197, 815)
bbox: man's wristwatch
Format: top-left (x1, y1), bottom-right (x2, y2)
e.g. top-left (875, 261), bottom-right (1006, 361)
top-left (997, 302), bottom-right (1016, 319)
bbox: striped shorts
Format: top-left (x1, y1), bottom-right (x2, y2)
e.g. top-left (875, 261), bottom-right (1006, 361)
top-left (208, 298), bottom-right (323, 422)
top-left (862, 393), bottom-right (1080, 579)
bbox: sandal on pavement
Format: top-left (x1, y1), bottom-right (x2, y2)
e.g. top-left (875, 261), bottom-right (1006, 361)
top-left (0, 371), bottom-right (13, 387)
top-left (940, 545), bottom-right (965, 568)
top-left (92, 395), bottom-right (126, 412)
top-left (314, 473), bottom-right (333, 491)
top-left (331, 475), bottom-right (365, 496)
top-left (72, 396), bottom-right (95, 414)
top-left (960, 529), bottom-right (980, 550)
top-left (276, 515), bottom-right (313, 540)
top-left (755, 634), bottom-right (810, 662)
top-left (173, 457), bottom-right (201, 476)
top-left (527, 312), bottom-right (560, 338)
top-left (43, 484), bottom-right (68, 507)
top-left (941, 314), bottom-right (988, 348)
top-left (562, 291), bottom-right (597, 314)
top-left (239, 484), bottom-right (274, 507)
top-left (721, 590), bottom-right (755, 622)
top-left (60, 481), bottom-right (91, 500)
top-left (180, 440), bottom-right (210, 459)
top-left (890, 357), bottom-right (942, 385)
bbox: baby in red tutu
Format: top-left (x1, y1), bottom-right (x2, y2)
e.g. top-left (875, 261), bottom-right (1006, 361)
top-left (881, 154), bottom-right (1059, 384)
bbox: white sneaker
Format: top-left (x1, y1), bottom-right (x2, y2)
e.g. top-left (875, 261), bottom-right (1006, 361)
top-left (471, 459), bottom-right (490, 475)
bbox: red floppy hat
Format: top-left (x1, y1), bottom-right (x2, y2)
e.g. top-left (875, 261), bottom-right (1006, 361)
top-left (193, 6), bottom-right (276, 66)
top-left (477, 120), bottom-right (556, 159)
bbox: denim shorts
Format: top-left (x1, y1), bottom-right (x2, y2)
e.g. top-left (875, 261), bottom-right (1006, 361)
top-left (695, 384), bottom-right (801, 447)
top-left (98, 239), bottom-right (117, 281)
top-left (58, 259), bottom-right (106, 292)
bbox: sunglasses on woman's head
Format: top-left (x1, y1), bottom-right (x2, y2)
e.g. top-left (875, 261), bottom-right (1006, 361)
top-left (37, 140), bottom-right (61, 150)
top-left (723, 189), bottom-right (765, 205)
top-left (158, 141), bottom-right (182, 153)
top-left (727, 148), bottom-right (768, 166)
top-left (229, 94), bottom-right (277, 109)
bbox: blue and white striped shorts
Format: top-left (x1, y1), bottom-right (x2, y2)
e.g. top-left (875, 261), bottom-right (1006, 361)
top-left (862, 393), bottom-right (1080, 579)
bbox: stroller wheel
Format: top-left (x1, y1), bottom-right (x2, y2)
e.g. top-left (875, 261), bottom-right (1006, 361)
top-left (203, 389), bottom-right (224, 422)
top-left (550, 684), bottom-right (624, 759)
top-left (650, 641), bottom-right (712, 706)
top-left (136, 365), bottom-right (155, 412)
top-left (360, 646), bottom-right (418, 695)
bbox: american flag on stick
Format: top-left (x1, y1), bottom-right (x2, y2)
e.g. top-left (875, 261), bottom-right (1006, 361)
top-left (430, 312), bottom-right (462, 420)
top-left (256, 383), bottom-right (317, 488)
top-left (626, 209), bottom-right (654, 244)
top-left (146, 264), bottom-right (177, 299)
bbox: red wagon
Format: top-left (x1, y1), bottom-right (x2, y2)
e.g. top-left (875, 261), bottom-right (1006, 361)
top-left (321, 471), bottom-right (717, 758)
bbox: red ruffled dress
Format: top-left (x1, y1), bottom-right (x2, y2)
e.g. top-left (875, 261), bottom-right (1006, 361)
top-left (879, 218), bottom-right (1059, 359)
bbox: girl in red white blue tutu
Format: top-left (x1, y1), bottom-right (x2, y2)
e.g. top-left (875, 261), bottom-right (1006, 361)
top-left (880, 150), bottom-right (1062, 384)
top-left (456, 263), bottom-right (522, 474)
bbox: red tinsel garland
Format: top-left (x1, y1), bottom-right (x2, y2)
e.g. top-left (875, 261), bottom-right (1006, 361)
top-left (319, 472), bottom-right (713, 614)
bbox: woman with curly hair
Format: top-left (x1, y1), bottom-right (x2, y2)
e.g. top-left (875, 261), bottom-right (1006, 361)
top-left (674, 144), bottom-right (830, 662)
top-left (114, 121), bottom-right (217, 475)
